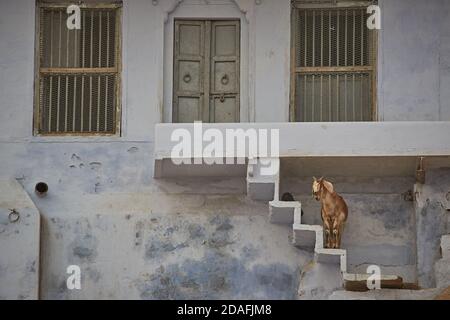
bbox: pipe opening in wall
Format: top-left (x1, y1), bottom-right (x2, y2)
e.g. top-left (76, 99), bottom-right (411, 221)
top-left (35, 182), bottom-right (49, 197)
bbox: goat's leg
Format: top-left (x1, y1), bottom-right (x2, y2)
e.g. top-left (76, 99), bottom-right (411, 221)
top-left (336, 222), bottom-right (344, 249)
top-left (335, 228), bottom-right (341, 249)
top-left (324, 228), bottom-right (332, 248)
top-left (331, 218), bottom-right (341, 249)
top-left (328, 218), bottom-right (334, 249)
top-left (323, 225), bottom-right (329, 248)
top-left (321, 207), bottom-right (330, 248)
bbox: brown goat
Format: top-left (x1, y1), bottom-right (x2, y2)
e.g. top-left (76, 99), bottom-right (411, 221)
top-left (312, 177), bottom-right (348, 249)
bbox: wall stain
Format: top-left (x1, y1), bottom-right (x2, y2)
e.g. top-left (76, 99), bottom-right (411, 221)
top-left (137, 251), bottom-right (298, 300)
top-left (127, 147), bottom-right (139, 154)
top-left (89, 162), bottom-right (102, 170)
top-left (69, 232), bottom-right (98, 263)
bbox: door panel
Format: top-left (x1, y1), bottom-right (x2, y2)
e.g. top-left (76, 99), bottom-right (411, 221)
top-left (174, 20), bottom-right (205, 123)
top-left (173, 20), bottom-right (239, 123)
top-left (178, 96), bottom-right (201, 123)
top-left (178, 61), bottom-right (201, 92)
top-left (179, 23), bottom-right (203, 56)
top-left (214, 25), bottom-right (237, 56)
top-left (212, 96), bottom-right (238, 123)
top-left (213, 61), bottom-right (237, 92)
top-left (210, 20), bottom-right (239, 122)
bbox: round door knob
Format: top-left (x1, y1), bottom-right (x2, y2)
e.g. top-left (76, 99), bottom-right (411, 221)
top-left (183, 73), bottom-right (192, 83)
top-left (221, 74), bottom-right (229, 85)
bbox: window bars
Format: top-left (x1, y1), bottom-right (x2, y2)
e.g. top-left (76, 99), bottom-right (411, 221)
top-left (291, 2), bottom-right (377, 122)
top-left (35, 2), bottom-right (122, 135)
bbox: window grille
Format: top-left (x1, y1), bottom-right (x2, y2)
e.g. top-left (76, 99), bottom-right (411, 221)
top-left (35, 1), bottom-right (122, 134)
top-left (291, 1), bottom-right (377, 122)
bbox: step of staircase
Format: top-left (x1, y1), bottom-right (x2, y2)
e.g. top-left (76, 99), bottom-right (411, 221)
top-left (435, 234), bottom-right (450, 289)
top-left (269, 200), bottom-right (300, 224)
top-left (343, 273), bottom-right (404, 291)
top-left (315, 248), bottom-right (347, 272)
top-left (440, 234), bottom-right (450, 259)
top-left (247, 158), bottom-right (279, 201)
top-left (293, 223), bottom-right (323, 250)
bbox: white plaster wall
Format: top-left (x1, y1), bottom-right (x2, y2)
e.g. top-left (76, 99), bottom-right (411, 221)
top-left (379, 0), bottom-right (450, 121)
top-left (125, 0), bottom-right (167, 141)
top-left (253, 0), bottom-right (290, 122)
top-left (439, 1), bottom-right (450, 120)
top-left (1, 0), bottom-right (450, 300)
top-left (0, 0), bottom-right (35, 140)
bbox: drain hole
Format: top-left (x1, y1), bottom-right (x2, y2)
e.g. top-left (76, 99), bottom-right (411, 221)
top-left (35, 182), bottom-right (48, 197)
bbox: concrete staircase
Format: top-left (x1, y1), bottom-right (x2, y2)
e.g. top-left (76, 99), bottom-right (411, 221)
top-left (247, 159), bottom-right (403, 292)
top-left (330, 233), bottom-right (450, 299)
top-left (273, 199), bottom-right (403, 291)
top-left (247, 158), bottom-right (279, 202)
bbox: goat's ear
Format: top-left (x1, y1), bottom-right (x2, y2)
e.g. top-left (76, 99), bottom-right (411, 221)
top-left (322, 180), bottom-right (334, 194)
top-left (313, 176), bottom-right (317, 182)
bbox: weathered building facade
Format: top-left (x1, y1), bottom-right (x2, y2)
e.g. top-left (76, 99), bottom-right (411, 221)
top-left (1, 0), bottom-right (450, 299)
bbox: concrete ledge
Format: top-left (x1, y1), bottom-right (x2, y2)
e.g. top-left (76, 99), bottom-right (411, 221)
top-left (330, 288), bottom-right (441, 300)
top-left (155, 122), bottom-right (450, 160)
top-left (155, 122), bottom-right (450, 177)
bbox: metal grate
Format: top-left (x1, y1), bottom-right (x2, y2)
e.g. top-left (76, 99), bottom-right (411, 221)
top-left (40, 8), bottom-right (116, 69)
top-left (40, 74), bottom-right (116, 132)
top-left (36, 3), bottom-right (121, 134)
top-left (292, 4), bottom-right (376, 122)
top-left (297, 8), bottom-right (369, 67)
top-left (296, 73), bottom-right (371, 122)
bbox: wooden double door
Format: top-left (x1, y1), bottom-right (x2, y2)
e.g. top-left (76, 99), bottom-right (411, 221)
top-left (173, 19), bottom-right (240, 123)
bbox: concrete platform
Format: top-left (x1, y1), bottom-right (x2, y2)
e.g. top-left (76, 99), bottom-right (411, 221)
top-left (330, 288), bottom-right (441, 300)
top-left (154, 122), bottom-right (450, 178)
top-left (343, 273), bottom-right (404, 292)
